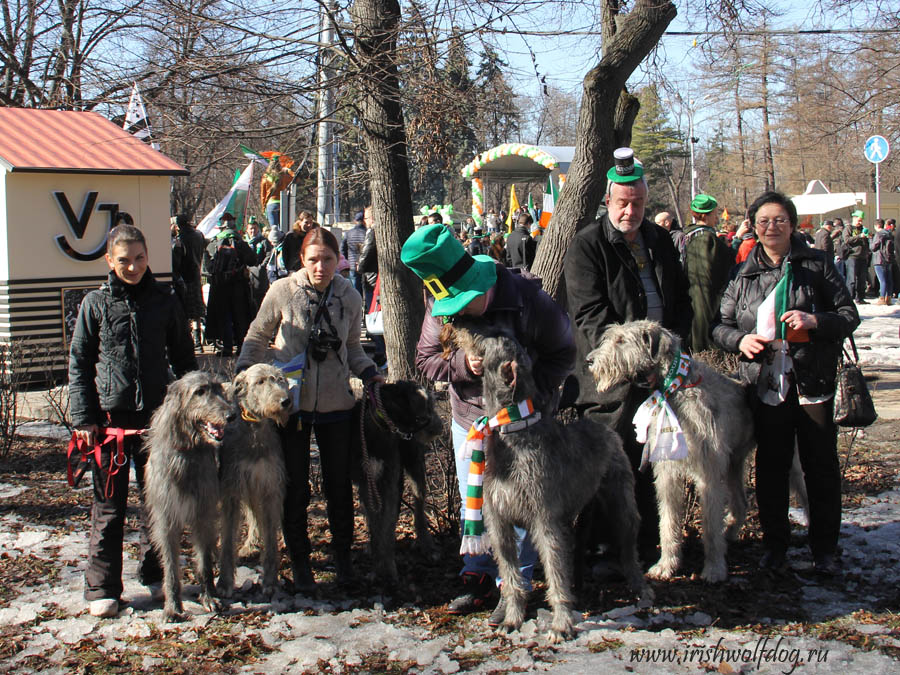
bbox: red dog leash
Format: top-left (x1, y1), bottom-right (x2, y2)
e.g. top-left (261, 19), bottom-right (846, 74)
top-left (66, 427), bottom-right (144, 499)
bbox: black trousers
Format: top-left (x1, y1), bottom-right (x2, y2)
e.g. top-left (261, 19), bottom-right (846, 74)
top-left (84, 431), bottom-right (161, 601)
top-left (280, 413), bottom-right (355, 565)
top-left (579, 382), bottom-right (660, 558)
top-left (754, 387), bottom-right (841, 557)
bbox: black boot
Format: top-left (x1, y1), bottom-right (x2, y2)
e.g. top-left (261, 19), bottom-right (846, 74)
top-left (334, 548), bottom-right (355, 586)
top-left (291, 558), bottom-right (316, 594)
top-left (192, 326), bottom-right (203, 351)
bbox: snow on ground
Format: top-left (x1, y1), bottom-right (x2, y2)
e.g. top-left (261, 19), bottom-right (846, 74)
top-left (2, 309), bottom-right (899, 673)
top-left (850, 302), bottom-right (900, 367)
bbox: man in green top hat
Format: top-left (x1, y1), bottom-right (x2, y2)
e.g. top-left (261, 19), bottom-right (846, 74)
top-left (564, 147), bottom-right (692, 563)
top-left (402, 223), bottom-right (575, 622)
top-left (682, 193), bottom-right (736, 351)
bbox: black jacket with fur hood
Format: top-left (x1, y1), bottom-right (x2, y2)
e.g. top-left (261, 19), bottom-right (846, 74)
top-left (712, 235), bottom-right (860, 397)
top-left (68, 271), bottom-right (197, 427)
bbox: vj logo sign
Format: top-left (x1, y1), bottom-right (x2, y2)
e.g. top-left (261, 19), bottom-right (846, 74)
top-left (54, 191), bottom-right (121, 261)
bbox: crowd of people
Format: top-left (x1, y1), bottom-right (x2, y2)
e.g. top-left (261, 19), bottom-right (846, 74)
top-left (70, 146), bottom-right (875, 621)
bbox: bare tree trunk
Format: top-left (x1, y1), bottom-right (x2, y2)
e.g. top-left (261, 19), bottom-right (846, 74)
top-left (735, 81), bottom-right (749, 211)
top-left (532, 0), bottom-right (677, 300)
top-left (760, 31), bottom-right (776, 192)
top-left (350, 0), bottom-right (423, 380)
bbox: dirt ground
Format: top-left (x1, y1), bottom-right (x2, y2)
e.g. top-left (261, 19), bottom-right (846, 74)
top-left (1, 362), bottom-right (899, 672)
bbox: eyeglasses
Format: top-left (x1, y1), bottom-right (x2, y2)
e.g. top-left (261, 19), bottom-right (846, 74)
top-left (755, 217), bottom-right (790, 229)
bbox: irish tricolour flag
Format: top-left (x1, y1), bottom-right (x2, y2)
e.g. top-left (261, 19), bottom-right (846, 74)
top-left (539, 176), bottom-right (559, 229)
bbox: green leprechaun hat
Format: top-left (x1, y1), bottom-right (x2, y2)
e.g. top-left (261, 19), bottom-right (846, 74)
top-left (401, 223), bottom-right (497, 316)
top-left (606, 147), bottom-right (644, 184)
top-left (690, 194), bottom-right (718, 213)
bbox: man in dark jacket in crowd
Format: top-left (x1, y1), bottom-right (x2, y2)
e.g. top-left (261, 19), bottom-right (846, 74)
top-left (404, 223), bottom-right (575, 625)
top-left (564, 147), bottom-right (692, 562)
top-left (845, 214), bottom-right (869, 303)
top-left (681, 194), bottom-right (735, 351)
top-left (203, 212), bottom-right (257, 357)
top-left (171, 214), bottom-right (206, 349)
top-left (341, 211), bottom-right (368, 296)
top-left (506, 213), bottom-right (538, 271)
top-left (814, 220), bottom-right (835, 260)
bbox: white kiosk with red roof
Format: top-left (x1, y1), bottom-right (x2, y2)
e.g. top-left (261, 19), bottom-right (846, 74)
top-left (0, 108), bottom-right (188, 379)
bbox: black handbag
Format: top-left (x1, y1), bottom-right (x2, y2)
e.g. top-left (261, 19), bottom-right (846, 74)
top-left (833, 335), bottom-right (877, 428)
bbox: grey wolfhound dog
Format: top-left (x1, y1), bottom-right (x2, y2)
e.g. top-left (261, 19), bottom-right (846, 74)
top-left (587, 320), bottom-right (755, 583)
top-left (217, 364), bottom-right (289, 599)
top-left (144, 371), bottom-right (234, 621)
top-left (352, 380), bottom-right (443, 587)
top-left (455, 326), bottom-right (646, 642)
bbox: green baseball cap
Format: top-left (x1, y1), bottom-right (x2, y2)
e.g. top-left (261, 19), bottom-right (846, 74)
top-left (401, 224), bottom-right (497, 317)
top-left (606, 147), bottom-right (644, 184)
top-left (690, 194), bottom-right (718, 213)
top-left (851, 209), bottom-right (864, 218)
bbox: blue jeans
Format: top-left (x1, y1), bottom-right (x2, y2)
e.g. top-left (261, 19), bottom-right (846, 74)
top-left (266, 202), bottom-right (281, 231)
top-left (452, 420), bottom-right (537, 588)
top-left (875, 264), bottom-right (893, 297)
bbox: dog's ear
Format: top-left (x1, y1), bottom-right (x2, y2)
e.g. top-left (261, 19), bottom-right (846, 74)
top-left (500, 360), bottom-right (518, 390)
top-left (231, 371), bottom-right (247, 400)
top-left (642, 325), bottom-right (661, 359)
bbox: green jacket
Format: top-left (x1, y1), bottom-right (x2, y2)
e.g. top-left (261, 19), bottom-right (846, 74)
top-left (681, 225), bottom-right (736, 351)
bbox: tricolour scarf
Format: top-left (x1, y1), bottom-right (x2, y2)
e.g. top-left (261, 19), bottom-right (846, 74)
top-left (632, 349), bottom-right (692, 470)
top-left (459, 399), bottom-right (541, 556)
top-left (755, 259), bottom-right (802, 405)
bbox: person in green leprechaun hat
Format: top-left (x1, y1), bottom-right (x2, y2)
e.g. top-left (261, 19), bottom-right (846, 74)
top-left (563, 147), bottom-right (693, 564)
top-left (402, 223), bottom-right (575, 625)
top-left (682, 193), bottom-right (736, 351)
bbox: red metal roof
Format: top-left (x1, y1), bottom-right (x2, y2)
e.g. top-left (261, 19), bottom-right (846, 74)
top-left (0, 108), bottom-right (188, 175)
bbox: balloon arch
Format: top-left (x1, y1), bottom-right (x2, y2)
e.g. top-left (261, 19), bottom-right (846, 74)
top-left (459, 144), bottom-right (573, 226)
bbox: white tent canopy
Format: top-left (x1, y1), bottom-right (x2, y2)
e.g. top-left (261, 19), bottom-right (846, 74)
top-left (791, 180), bottom-right (865, 217)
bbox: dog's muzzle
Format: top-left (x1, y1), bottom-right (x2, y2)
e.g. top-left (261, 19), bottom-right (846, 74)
top-left (202, 421), bottom-right (226, 441)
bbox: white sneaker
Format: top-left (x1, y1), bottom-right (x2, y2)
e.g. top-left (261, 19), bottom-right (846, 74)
top-left (89, 598), bottom-right (119, 618)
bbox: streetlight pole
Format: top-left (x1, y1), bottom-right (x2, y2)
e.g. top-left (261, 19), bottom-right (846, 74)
top-left (689, 98), bottom-right (697, 200)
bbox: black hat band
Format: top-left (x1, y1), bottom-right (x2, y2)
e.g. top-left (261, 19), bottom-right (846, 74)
top-left (440, 254), bottom-right (475, 289)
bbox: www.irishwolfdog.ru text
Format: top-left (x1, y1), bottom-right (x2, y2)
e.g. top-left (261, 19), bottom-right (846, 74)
top-left (629, 636), bottom-right (828, 674)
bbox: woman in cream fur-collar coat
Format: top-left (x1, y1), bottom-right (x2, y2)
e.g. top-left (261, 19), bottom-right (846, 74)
top-left (237, 228), bottom-right (379, 590)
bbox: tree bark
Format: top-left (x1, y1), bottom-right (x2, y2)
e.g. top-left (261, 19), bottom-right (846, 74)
top-left (532, 0), bottom-right (677, 301)
top-left (350, 0), bottom-right (423, 381)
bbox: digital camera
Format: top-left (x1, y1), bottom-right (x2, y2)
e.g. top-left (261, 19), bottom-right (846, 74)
top-left (308, 327), bottom-right (342, 362)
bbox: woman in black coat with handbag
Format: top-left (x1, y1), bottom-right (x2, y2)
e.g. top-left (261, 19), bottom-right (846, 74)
top-left (712, 191), bottom-right (859, 574)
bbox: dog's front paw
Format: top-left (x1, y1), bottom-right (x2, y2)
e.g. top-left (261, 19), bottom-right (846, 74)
top-left (647, 559), bottom-right (678, 580)
top-left (700, 561), bottom-right (728, 583)
top-left (547, 625), bottom-right (575, 644)
top-left (164, 604), bottom-right (187, 623)
top-left (199, 592), bottom-right (222, 613)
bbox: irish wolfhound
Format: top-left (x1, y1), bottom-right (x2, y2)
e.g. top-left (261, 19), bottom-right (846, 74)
top-left (217, 364), bottom-right (290, 599)
top-left (352, 380), bottom-right (443, 587)
top-left (587, 320), bottom-right (755, 583)
top-left (144, 371), bottom-right (234, 621)
top-left (455, 327), bottom-right (646, 643)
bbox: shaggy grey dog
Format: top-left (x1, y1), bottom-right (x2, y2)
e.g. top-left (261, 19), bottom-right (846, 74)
top-left (217, 364), bottom-right (289, 599)
top-left (587, 320), bottom-right (755, 583)
top-left (352, 380), bottom-right (443, 587)
top-left (144, 371), bottom-right (233, 621)
top-left (456, 327), bottom-right (646, 643)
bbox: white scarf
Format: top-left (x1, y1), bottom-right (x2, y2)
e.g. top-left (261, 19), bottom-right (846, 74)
top-left (632, 351), bottom-right (691, 470)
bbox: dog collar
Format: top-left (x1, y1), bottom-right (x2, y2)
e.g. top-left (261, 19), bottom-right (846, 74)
top-left (240, 407), bottom-right (261, 423)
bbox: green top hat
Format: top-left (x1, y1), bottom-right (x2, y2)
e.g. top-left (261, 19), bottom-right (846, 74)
top-left (690, 194), bottom-right (718, 213)
top-left (401, 223), bottom-right (497, 317)
top-left (606, 147), bottom-right (644, 184)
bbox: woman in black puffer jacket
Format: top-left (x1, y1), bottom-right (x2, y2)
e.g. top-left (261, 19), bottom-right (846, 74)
top-left (712, 191), bottom-right (859, 575)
